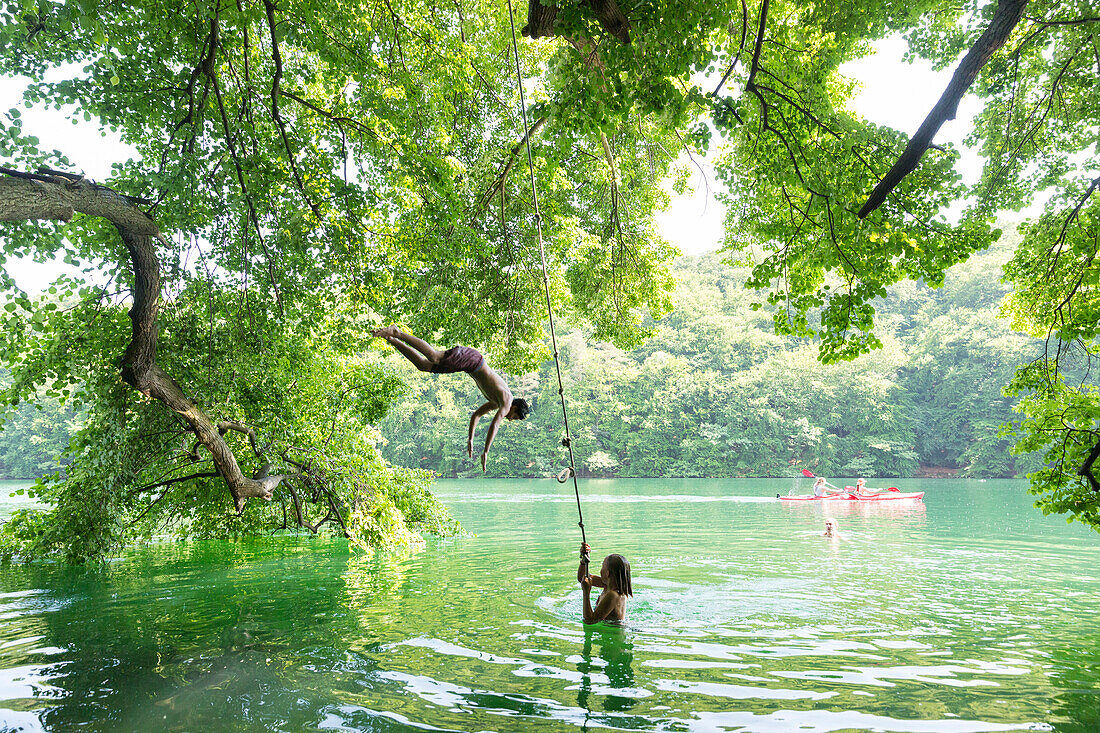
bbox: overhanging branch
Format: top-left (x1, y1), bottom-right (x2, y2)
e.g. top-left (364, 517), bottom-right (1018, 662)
top-left (858, 0), bottom-right (1029, 218)
top-left (0, 168), bottom-right (287, 514)
top-left (1078, 434), bottom-right (1100, 492)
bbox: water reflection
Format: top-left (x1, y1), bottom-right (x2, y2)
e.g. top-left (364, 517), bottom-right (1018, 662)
top-left (576, 623), bottom-right (637, 713)
top-left (0, 480), bottom-right (1095, 732)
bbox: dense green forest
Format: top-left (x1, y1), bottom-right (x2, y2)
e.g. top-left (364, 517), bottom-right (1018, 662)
top-left (0, 232), bottom-right (1039, 482)
top-left (0, 397), bottom-right (73, 480)
top-left (377, 236), bottom-right (1041, 479)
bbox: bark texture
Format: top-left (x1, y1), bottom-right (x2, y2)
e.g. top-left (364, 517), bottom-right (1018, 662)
top-left (521, 0), bottom-right (631, 44)
top-left (521, 0), bottom-right (558, 39)
top-left (587, 0), bottom-right (630, 44)
top-left (0, 169), bottom-right (289, 512)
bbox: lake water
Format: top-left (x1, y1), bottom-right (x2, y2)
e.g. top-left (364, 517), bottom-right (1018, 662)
top-left (0, 477), bottom-right (1096, 732)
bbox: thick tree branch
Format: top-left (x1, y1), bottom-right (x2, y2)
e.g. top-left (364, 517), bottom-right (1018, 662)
top-left (521, 0), bottom-right (630, 44)
top-left (858, 0), bottom-right (1029, 218)
top-left (217, 420), bottom-right (263, 458)
top-left (0, 169), bottom-right (289, 514)
top-left (0, 170), bottom-right (158, 234)
top-left (587, 0), bottom-right (630, 44)
top-left (522, 0), bottom-right (558, 39)
top-left (1078, 435), bottom-right (1100, 492)
top-left (745, 0), bottom-right (769, 91)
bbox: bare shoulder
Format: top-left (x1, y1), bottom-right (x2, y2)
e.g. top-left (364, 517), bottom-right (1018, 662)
top-left (471, 364), bottom-right (511, 405)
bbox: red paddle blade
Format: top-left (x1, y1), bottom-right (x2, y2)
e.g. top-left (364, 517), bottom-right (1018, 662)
top-left (887, 487), bottom-right (900, 492)
top-left (801, 469), bottom-right (816, 478)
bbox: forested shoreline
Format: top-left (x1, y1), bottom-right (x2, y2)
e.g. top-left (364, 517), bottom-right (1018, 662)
top-left (377, 237), bottom-right (1041, 480)
top-left (0, 232), bottom-right (1044, 483)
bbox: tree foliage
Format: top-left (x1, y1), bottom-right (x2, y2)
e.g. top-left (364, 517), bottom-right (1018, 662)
top-left (0, 0), bottom-right (1098, 557)
top-left (0, 0), bottom-right (683, 559)
top-left (0, 377), bottom-right (75, 479)
top-left (378, 247), bottom-right (1041, 480)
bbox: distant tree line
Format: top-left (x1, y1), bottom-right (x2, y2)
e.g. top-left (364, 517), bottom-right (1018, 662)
top-left (377, 239), bottom-right (1042, 479)
top-left (0, 236), bottom-right (1041, 483)
top-left (0, 382), bottom-right (74, 480)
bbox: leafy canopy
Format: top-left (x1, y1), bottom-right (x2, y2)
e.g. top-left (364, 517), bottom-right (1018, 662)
top-left (0, 0), bottom-right (1099, 555)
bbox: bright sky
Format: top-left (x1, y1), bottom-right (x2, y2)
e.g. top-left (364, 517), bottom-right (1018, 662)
top-left (2, 35), bottom-right (989, 288)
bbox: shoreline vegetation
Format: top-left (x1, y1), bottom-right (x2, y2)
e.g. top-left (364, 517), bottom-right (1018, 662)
top-left (2, 240), bottom-right (1038, 485)
top-left (378, 243), bottom-right (1040, 481)
top-left (0, 237), bottom-right (1041, 562)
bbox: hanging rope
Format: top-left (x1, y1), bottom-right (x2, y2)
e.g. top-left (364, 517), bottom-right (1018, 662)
top-left (505, 0), bottom-right (588, 559)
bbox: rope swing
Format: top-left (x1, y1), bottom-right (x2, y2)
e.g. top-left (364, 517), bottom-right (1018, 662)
top-left (505, 0), bottom-right (588, 558)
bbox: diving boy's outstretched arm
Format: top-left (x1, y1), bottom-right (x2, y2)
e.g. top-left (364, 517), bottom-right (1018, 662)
top-left (479, 399), bottom-right (512, 471)
top-left (467, 402), bottom-right (494, 458)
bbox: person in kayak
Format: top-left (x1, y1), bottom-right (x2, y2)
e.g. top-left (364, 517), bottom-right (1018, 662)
top-left (373, 326), bottom-right (530, 470)
top-left (854, 478), bottom-right (883, 496)
top-left (812, 477), bottom-right (847, 497)
top-left (577, 543), bottom-right (632, 623)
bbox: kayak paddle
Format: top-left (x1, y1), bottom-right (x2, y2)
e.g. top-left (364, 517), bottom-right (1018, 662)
top-left (800, 468), bottom-right (844, 491)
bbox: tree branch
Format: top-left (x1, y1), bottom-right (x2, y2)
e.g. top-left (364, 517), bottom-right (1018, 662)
top-left (262, 0), bottom-right (323, 221)
top-left (858, 0), bottom-right (1029, 218)
top-left (131, 471), bottom-right (219, 495)
top-left (0, 169), bottom-right (289, 514)
top-left (522, 0), bottom-right (558, 39)
top-left (745, 0), bottom-right (769, 91)
top-left (1078, 434), bottom-right (1100, 492)
top-left (471, 116), bottom-right (547, 220)
top-left (714, 0), bottom-right (749, 95)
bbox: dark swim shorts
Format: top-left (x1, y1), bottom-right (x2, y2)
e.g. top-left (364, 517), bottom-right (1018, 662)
top-left (431, 346), bottom-right (485, 374)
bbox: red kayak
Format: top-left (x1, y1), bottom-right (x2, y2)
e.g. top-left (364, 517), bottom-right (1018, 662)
top-left (779, 491), bottom-right (924, 502)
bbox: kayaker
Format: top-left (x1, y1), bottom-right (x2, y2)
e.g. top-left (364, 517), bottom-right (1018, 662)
top-left (812, 477), bottom-right (846, 497)
top-left (373, 326), bottom-right (530, 470)
top-left (577, 543), bottom-right (633, 623)
top-left (855, 478), bottom-right (877, 496)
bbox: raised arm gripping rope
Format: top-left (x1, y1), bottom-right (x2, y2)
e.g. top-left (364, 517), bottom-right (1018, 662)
top-left (506, 0), bottom-right (588, 562)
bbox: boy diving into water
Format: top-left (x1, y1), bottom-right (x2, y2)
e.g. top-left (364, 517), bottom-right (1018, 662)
top-left (372, 326), bottom-right (530, 470)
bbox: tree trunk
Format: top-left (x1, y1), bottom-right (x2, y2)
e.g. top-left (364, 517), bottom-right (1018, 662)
top-left (521, 0), bottom-right (630, 44)
top-left (587, 0), bottom-right (630, 44)
top-left (522, 0), bottom-right (558, 39)
top-left (0, 169), bottom-right (288, 512)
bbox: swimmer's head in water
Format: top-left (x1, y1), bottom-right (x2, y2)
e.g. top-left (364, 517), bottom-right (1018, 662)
top-left (601, 554), bottom-right (633, 597)
top-left (824, 520), bottom-right (838, 535)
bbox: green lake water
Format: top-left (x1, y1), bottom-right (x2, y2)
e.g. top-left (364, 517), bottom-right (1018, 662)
top-left (0, 477), bottom-right (1097, 732)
